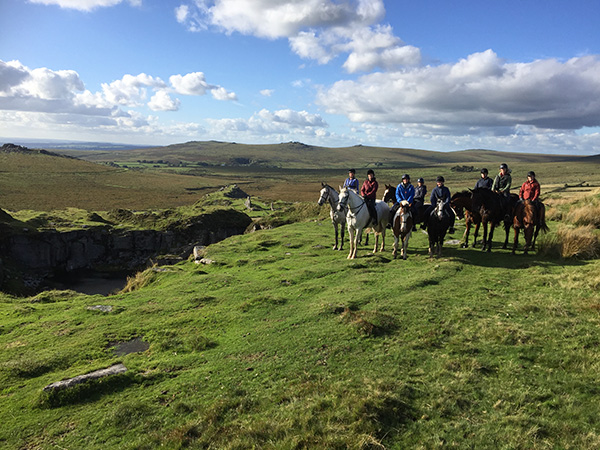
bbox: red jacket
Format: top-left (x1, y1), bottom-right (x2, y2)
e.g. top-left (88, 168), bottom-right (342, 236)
top-left (361, 178), bottom-right (378, 200)
top-left (519, 179), bottom-right (540, 201)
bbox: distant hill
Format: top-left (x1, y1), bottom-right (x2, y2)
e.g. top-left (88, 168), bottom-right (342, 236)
top-left (54, 140), bottom-right (587, 169)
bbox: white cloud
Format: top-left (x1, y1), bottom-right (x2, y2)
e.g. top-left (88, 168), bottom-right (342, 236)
top-left (28, 0), bottom-right (141, 12)
top-left (317, 51), bottom-right (600, 133)
top-left (0, 60), bottom-right (31, 92)
top-left (170, 72), bottom-right (210, 95)
top-left (148, 90), bottom-right (181, 111)
top-left (204, 108), bottom-right (329, 142)
top-left (100, 73), bottom-right (166, 107)
top-left (260, 89), bottom-right (274, 97)
top-left (210, 86), bottom-right (237, 101)
top-left (170, 72), bottom-right (237, 101)
top-left (176, 0), bottom-right (418, 73)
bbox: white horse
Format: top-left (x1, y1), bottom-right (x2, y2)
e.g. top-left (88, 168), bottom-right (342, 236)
top-left (318, 183), bottom-right (346, 250)
top-left (392, 200), bottom-right (413, 260)
top-left (337, 187), bottom-right (389, 259)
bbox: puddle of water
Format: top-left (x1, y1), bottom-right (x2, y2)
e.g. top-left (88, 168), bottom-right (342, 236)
top-left (112, 337), bottom-right (150, 356)
top-left (48, 271), bottom-right (130, 296)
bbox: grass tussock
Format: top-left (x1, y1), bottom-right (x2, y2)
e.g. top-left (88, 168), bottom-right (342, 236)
top-left (340, 308), bottom-right (397, 336)
top-left (120, 268), bottom-right (158, 293)
top-left (538, 225), bottom-right (600, 259)
top-left (566, 202), bottom-right (600, 228)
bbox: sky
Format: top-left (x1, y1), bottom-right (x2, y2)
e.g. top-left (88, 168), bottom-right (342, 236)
top-left (1, 0), bottom-right (600, 155)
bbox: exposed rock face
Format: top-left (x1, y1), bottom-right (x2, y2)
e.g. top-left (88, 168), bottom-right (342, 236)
top-left (0, 209), bottom-right (252, 294)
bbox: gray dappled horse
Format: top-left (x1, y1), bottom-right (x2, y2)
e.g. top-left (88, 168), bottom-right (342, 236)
top-left (318, 183), bottom-right (346, 250)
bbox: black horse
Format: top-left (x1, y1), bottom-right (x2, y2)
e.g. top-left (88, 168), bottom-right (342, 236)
top-left (470, 188), bottom-right (517, 252)
top-left (451, 190), bottom-right (481, 248)
top-left (427, 199), bottom-right (453, 257)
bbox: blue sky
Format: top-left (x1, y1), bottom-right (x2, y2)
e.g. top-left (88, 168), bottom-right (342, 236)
top-left (1, 0), bottom-right (599, 154)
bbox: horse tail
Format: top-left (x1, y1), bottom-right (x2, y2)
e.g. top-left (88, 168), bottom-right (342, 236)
top-left (539, 203), bottom-right (550, 233)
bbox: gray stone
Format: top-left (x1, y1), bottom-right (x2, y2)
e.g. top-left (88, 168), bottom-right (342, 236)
top-left (43, 363), bottom-right (127, 391)
top-left (86, 305), bottom-right (113, 313)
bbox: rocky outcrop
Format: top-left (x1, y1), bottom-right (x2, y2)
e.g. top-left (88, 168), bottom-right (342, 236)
top-left (0, 209), bottom-right (252, 294)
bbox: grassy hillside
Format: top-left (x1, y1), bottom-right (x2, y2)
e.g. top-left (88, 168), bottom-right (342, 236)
top-left (1, 210), bottom-right (600, 448)
top-left (2, 142), bottom-right (598, 210)
top-left (59, 141), bottom-right (584, 170)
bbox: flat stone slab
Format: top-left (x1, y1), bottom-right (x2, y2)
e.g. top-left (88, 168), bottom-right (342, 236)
top-left (113, 337), bottom-right (150, 356)
top-left (43, 363), bottom-right (127, 391)
top-left (86, 305), bottom-right (113, 313)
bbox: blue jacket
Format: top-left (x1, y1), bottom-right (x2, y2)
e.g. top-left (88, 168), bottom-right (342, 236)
top-left (430, 185), bottom-right (451, 206)
top-left (343, 177), bottom-right (359, 190)
top-left (396, 183), bottom-right (415, 204)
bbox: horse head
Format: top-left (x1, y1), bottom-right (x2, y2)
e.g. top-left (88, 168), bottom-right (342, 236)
top-left (382, 184), bottom-right (395, 203)
top-left (398, 201), bottom-right (412, 233)
top-left (337, 187), bottom-right (349, 212)
top-left (318, 184), bottom-right (329, 206)
top-left (434, 199), bottom-right (445, 221)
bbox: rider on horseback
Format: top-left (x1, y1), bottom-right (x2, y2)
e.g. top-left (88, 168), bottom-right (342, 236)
top-left (361, 169), bottom-right (379, 226)
top-left (343, 169), bottom-right (359, 191)
top-left (413, 177), bottom-right (427, 230)
top-left (389, 174), bottom-right (415, 225)
top-left (475, 168), bottom-right (493, 189)
top-left (519, 171), bottom-right (541, 212)
top-left (422, 176), bottom-right (455, 234)
top-left (492, 163), bottom-right (512, 220)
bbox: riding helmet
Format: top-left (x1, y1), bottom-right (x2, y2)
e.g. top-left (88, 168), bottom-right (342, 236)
top-left (417, 177), bottom-right (424, 183)
top-left (436, 176), bottom-right (445, 183)
top-left (367, 169), bottom-right (375, 176)
top-left (481, 168), bottom-right (488, 174)
top-left (527, 171), bottom-right (536, 178)
top-left (402, 173), bottom-right (410, 180)
top-left (499, 163), bottom-right (508, 170)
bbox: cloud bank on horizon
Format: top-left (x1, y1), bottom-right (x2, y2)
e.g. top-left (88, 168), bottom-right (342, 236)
top-left (1, 0), bottom-right (599, 154)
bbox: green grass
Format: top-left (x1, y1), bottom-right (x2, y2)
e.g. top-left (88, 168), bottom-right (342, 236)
top-left (2, 214), bottom-right (600, 448)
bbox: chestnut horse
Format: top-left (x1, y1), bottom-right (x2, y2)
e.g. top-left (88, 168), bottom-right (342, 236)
top-left (512, 199), bottom-right (549, 254)
top-left (392, 200), bottom-right (413, 260)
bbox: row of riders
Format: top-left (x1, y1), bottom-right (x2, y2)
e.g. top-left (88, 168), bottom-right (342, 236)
top-left (318, 164), bottom-right (548, 260)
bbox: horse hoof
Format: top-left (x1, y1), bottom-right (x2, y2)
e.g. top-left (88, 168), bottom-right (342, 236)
top-left (461, 243), bottom-right (467, 248)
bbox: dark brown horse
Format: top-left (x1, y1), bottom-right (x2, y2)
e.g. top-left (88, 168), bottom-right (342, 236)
top-left (512, 199), bottom-right (549, 254)
top-left (451, 190), bottom-right (481, 248)
top-left (470, 188), bottom-right (516, 252)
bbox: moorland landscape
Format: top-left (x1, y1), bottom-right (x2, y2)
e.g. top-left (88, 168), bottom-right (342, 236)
top-left (1, 141), bottom-right (600, 449)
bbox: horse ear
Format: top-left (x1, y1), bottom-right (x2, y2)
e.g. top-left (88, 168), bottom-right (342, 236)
top-left (321, 182), bottom-right (326, 187)
top-left (339, 185), bottom-right (342, 191)
top-left (468, 188), bottom-right (473, 192)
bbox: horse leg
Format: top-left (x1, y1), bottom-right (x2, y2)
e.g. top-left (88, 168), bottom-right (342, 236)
top-left (347, 227), bottom-right (355, 259)
top-left (481, 222), bottom-right (488, 251)
top-left (393, 234), bottom-right (398, 259)
top-left (461, 222), bottom-right (470, 248)
top-left (486, 223), bottom-right (496, 253)
top-left (402, 235), bottom-right (409, 260)
top-left (512, 226), bottom-right (520, 254)
top-left (380, 229), bottom-right (386, 252)
top-left (339, 223), bottom-right (345, 251)
top-left (502, 220), bottom-right (510, 249)
top-left (333, 223), bottom-right (338, 250)
top-left (473, 222), bottom-right (481, 248)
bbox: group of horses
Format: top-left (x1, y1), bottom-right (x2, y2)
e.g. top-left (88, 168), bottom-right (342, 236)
top-left (318, 182), bottom-right (548, 260)
top-left (450, 187), bottom-right (549, 255)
